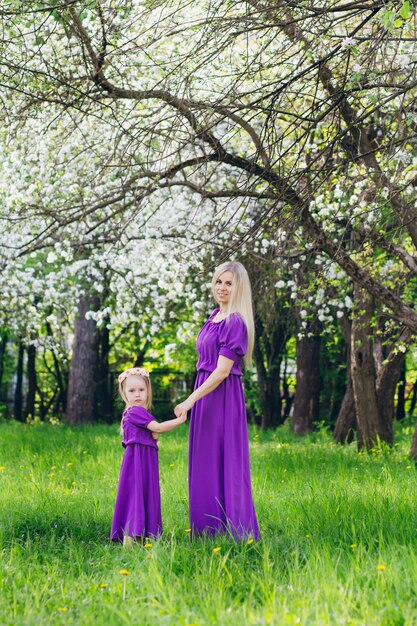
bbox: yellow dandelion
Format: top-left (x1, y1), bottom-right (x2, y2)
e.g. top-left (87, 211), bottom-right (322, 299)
top-left (350, 543), bottom-right (357, 549)
top-left (306, 534), bottom-right (310, 539)
top-left (377, 564), bottom-right (385, 572)
top-left (58, 607), bottom-right (68, 612)
top-left (247, 538), bottom-right (254, 545)
top-left (144, 543), bottom-right (152, 548)
top-left (185, 528), bottom-right (192, 533)
top-left (169, 463), bottom-right (175, 467)
top-left (0, 466), bottom-right (5, 471)
top-left (406, 465), bottom-right (412, 469)
top-left (51, 465), bottom-right (56, 470)
top-left (48, 473), bottom-right (55, 477)
top-left (66, 462), bottom-right (73, 467)
top-left (119, 569), bottom-right (130, 576)
top-left (100, 583), bottom-right (108, 589)
top-left (213, 547), bottom-right (221, 554)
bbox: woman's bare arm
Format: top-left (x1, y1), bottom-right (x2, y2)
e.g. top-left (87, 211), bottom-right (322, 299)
top-left (173, 355), bottom-right (234, 420)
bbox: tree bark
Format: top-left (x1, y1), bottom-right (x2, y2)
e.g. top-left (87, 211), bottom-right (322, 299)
top-left (350, 285), bottom-right (390, 449)
top-left (66, 292), bottom-right (100, 424)
top-left (0, 333), bottom-right (7, 396)
top-left (96, 324), bottom-right (113, 422)
top-left (333, 377), bottom-right (356, 444)
top-left (409, 382), bottom-right (417, 418)
top-left (410, 427), bottom-right (417, 460)
top-left (377, 328), bottom-right (411, 445)
top-left (282, 354), bottom-right (294, 421)
top-left (395, 361), bottom-right (406, 421)
top-left (253, 311), bottom-right (286, 429)
top-left (292, 317), bottom-right (321, 435)
top-left (333, 315), bottom-right (356, 443)
top-left (46, 320), bottom-right (67, 415)
top-left (24, 343), bottom-right (37, 420)
top-left (14, 342), bottom-right (24, 421)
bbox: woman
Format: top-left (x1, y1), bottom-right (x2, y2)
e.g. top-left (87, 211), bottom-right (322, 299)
top-left (174, 261), bottom-right (259, 539)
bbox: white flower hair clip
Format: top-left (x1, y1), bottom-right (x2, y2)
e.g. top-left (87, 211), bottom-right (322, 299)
top-left (118, 367), bottom-right (150, 384)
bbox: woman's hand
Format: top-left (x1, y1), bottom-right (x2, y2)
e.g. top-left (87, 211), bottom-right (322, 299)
top-left (174, 398), bottom-right (194, 420)
top-left (151, 432), bottom-right (159, 441)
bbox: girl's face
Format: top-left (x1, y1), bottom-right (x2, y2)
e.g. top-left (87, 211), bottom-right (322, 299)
top-left (214, 271), bottom-right (234, 306)
top-left (124, 375), bottom-right (148, 407)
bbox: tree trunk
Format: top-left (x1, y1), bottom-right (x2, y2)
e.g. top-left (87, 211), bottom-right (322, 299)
top-left (282, 354), bottom-right (294, 420)
top-left (377, 329), bottom-right (411, 445)
top-left (96, 324), bottom-right (113, 422)
top-left (292, 317), bottom-right (321, 435)
top-left (24, 343), bottom-right (37, 420)
top-left (253, 331), bottom-right (274, 429)
top-left (14, 342), bottom-right (24, 421)
top-left (351, 286), bottom-right (386, 450)
top-left (396, 361), bottom-right (406, 421)
top-left (410, 427), bottom-right (417, 460)
top-left (333, 377), bottom-right (356, 444)
top-left (258, 372), bottom-right (282, 429)
top-left (253, 313), bottom-right (285, 429)
top-left (409, 382), bottom-right (417, 418)
top-left (46, 320), bottom-right (67, 415)
top-left (0, 333), bottom-right (7, 396)
top-left (376, 354), bottom-right (405, 445)
top-left (333, 314), bottom-right (356, 444)
top-left (134, 341), bottom-right (150, 367)
top-left (66, 293), bottom-right (100, 424)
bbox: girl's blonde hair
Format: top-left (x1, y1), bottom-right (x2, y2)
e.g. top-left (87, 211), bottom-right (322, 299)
top-left (118, 370), bottom-right (153, 434)
top-left (211, 261), bottom-right (255, 365)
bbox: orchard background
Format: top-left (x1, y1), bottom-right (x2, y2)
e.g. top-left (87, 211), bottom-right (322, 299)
top-left (0, 1), bottom-right (417, 447)
top-left (1, 3), bottom-right (417, 624)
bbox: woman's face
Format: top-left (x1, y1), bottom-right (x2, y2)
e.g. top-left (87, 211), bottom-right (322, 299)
top-left (214, 270), bottom-right (234, 305)
top-left (124, 374), bottom-right (148, 407)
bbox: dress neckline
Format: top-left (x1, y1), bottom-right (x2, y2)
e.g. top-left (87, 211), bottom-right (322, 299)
top-left (209, 308), bottom-right (228, 324)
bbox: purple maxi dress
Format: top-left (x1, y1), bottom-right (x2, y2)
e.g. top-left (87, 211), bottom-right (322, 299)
top-left (110, 406), bottom-right (162, 541)
top-left (189, 309), bottom-right (259, 539)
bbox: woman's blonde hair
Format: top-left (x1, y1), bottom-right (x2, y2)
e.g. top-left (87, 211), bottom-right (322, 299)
top-left (211, 261), bottom-right (255, 365)
top-left (118, 372), bottom-right (153, 434)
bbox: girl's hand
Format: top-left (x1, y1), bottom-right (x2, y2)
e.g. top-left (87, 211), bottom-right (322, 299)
top-left (151, 432), bottom-right (159, 441)
top-left (176, 412), bottom-right (188, 424)
top-left (174, 399), bottom-right (194, 421)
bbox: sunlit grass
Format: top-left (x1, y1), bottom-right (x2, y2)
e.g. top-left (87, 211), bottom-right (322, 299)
top-left (1, 420), bottom-right (417, 625)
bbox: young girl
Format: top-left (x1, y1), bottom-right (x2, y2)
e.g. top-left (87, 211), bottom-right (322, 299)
top-left (110, 367), bottom-right (187, 546)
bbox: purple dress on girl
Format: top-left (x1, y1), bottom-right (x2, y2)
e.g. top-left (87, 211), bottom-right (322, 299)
top-left (189, 309), bottom-right (259, 539)
top-left (111, 406), bottom-right (162, 540)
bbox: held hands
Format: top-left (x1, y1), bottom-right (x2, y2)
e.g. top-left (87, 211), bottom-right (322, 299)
top-left (176, 412), bottom-right (188, 424)
top-left (174, 398), bottom-right (194, 422)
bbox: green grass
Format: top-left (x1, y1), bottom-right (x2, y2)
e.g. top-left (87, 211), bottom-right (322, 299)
top-left (1, 420), bottom-right (417, 625)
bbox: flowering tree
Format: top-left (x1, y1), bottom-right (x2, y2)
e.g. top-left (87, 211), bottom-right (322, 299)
top-left (1, 1), bottom-right (416, 447)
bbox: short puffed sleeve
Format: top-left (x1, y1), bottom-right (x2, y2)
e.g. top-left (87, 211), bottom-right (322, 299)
top-left (218, 314), bottom-right (248, 362)
top-left (124, 406), bottom-right (154, 428)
